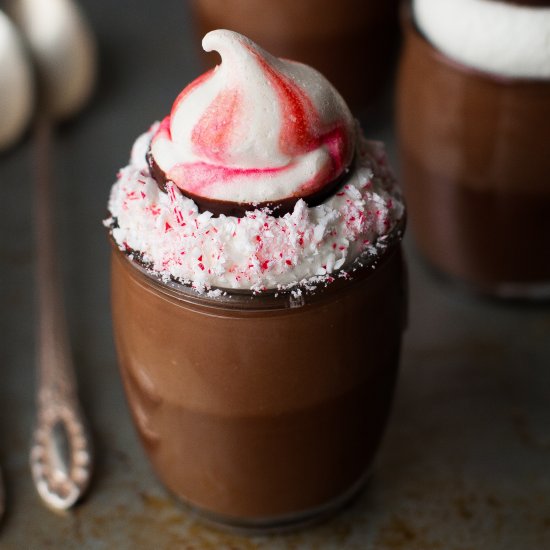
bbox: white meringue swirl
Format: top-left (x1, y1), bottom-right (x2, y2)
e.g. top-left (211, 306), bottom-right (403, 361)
top-left (150, 29), bottom-right (355, 205)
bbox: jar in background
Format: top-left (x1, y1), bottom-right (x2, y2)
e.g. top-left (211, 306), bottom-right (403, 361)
top-left (190, 0), bottom-right (400, 112)
top-left (396, 13), bottom-right (550, 298)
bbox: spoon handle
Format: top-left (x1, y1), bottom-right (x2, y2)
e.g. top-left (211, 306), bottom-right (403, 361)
top-left (30, 115), bottom-right (92, 511)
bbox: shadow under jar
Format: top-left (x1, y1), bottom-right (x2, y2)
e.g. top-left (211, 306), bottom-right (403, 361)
top-left (396, 15), bottom-right (550, 299)
top-left (110, 223), bottom-right (406, 532)
top-left (189, 0), bottom-right (400, 112)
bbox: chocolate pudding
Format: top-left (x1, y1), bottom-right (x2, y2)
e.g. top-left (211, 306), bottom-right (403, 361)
top-left (189, 0), bottom-right (400, 111)
top-left (397, 3), bottom-right (550, 297)
top-left (107, 30), bottom-right (406, 530)
top-left (111, 228), bottom-right (405, 527)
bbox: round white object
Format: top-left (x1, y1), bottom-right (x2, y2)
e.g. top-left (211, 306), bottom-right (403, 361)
top-left (11, 0), bottom-right (97, 119)
top-left (0, 11), bottom-right (34, 151)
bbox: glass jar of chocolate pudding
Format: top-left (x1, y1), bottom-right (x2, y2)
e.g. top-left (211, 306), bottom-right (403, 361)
top-left (190, 0), bottom-right (400, 111)
top-left (110, 222), bottom-right (405, 532)
top-left (397, 5), bottom-right (550, 299)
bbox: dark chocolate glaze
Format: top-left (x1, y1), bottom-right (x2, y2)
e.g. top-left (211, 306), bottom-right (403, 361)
top-left (147, 147), bottom-right (356, 218)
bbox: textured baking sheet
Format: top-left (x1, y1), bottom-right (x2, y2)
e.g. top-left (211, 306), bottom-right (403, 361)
top-left (0, 1), bottom-right (549, 548)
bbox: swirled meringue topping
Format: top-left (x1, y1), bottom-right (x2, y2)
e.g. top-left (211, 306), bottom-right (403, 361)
top-left (148, 29), bottom-right (355, 216)
top-left (107, 125), bottom-right (404, 293)
top-left (106, 30), bottom-right (405, 293)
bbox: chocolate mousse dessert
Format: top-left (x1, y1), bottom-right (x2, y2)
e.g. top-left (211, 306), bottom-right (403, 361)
top-left (106, 30), bottom-right (406, 530)
top-left (189, 0), bottom-right (400, 111)
top-left (397, 0), bottom-right (550, 298)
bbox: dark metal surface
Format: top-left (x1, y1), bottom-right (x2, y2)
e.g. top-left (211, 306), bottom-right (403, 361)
top-left (1, 1), bottom-right (549, 547)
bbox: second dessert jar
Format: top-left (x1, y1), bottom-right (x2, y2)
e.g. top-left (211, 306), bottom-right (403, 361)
top-left (397, 0), bottom-right (550, 298)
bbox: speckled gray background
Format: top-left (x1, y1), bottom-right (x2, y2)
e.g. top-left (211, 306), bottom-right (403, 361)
top-left (1, 1), bottom-right (549, 548)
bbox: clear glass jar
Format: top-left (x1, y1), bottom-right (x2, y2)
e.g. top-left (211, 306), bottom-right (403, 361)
top-left (110, 222), bottom-right (406, 532)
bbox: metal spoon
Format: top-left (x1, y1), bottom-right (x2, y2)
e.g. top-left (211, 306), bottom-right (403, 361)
top-left (30, 114), bottom-right (93, 511)
top-left (0, 9), bottom-right (35, 151)
top-left (9, 0), bottom-right (96, 121)
top-left (8, 0), bottom-right (97, 511)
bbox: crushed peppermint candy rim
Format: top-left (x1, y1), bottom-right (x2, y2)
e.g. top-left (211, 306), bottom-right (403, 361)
top-left (105, 124), bottom-right (405, 293)
top-left (111, 223), bottom-right (404, 308)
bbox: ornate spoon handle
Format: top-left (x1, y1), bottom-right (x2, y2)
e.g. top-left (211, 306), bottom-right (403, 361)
top-left (30, 115), bottom-right (92, 511)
